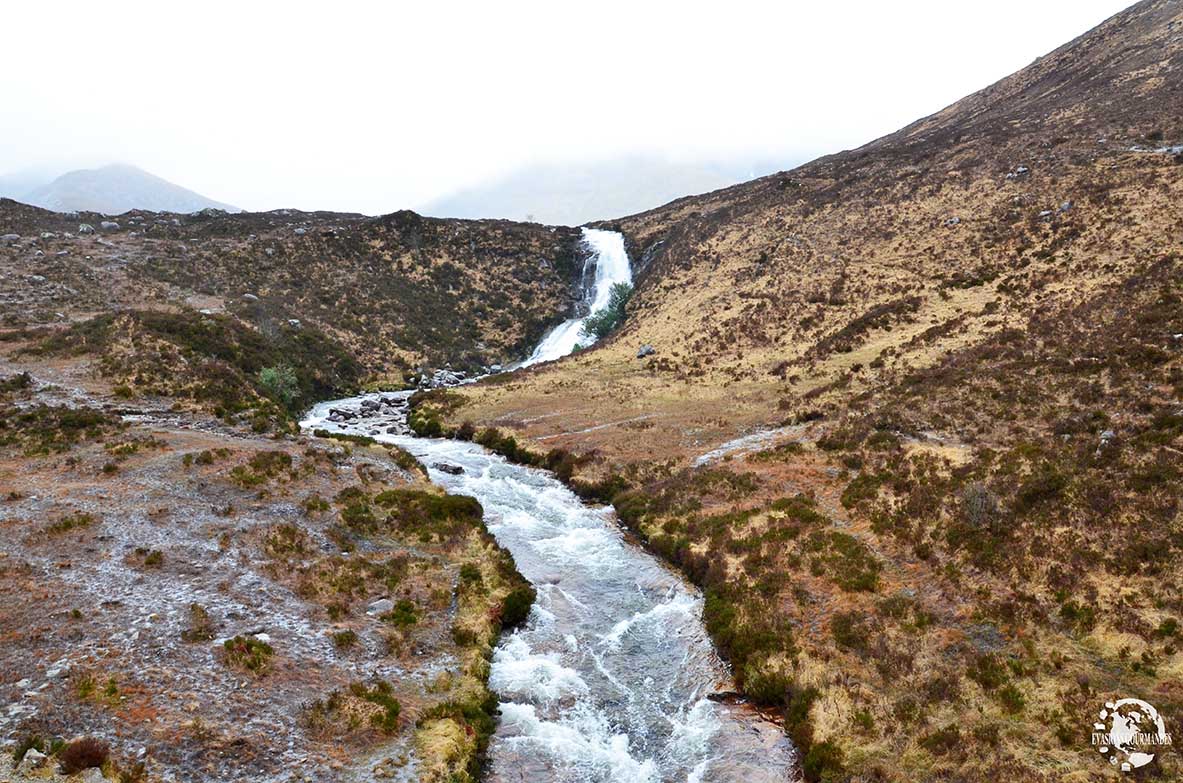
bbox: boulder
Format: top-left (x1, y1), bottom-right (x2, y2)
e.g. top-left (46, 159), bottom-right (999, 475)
top-left (294, 227), bottom-right (306, 236)
top-left (100, 221), bottom-right (120, 231)
top-left (1, 233), bottom-right (20, 242)
top-left (636, 344), bottom-right (656, 358)
top-left (367, 598), bottom-right (394, 616)
top-left (78, 223), bottom-right (95, 234)
top-left (432, 462), bottom-right (464, 475)
top-left (17, 748), bottom-right (47, 772)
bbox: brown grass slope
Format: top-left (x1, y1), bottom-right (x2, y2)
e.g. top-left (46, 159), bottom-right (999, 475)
top-left (435, 2), bottom-right (1183, 780)
top-left (0, 202), bottom-right (584, 375)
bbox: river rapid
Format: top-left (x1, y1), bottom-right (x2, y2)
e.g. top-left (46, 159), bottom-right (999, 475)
top-left (301, 230), bottom-right (796, 782)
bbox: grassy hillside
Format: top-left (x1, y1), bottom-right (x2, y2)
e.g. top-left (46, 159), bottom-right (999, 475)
top-left (431, 2), bottom-right (1183, 780)
top-left (0, 203), bottom-right (584, 375)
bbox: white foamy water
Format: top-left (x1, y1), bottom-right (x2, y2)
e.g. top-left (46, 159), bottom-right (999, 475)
top-left (519, 227), bottom-right (633, 367)
top-left (301, 232), bottom-right (793, 781)
top-left (303, 397), bottom-right (796, 782)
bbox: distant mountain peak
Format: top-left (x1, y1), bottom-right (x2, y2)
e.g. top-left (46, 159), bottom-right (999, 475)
top-left (18, 163), bottom-right (239, 215)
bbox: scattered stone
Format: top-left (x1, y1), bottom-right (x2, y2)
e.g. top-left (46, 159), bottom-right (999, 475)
top-left (1038, 210), bottom-right (1054, 219)
top-left (294, 227), bottom-right (306, 236)
top-left (1, 233), bottom-right (20, 242)
top-left (242, 293), bottom-right (259, 302)
top-left (636, 344), bottom-right (656, 358)
top-left (1059, 200), bottom-right (1074, 212)
top-left (288, 318), bottom-right (301, 327)
top-left (944, 217), bottom-right (960, 226)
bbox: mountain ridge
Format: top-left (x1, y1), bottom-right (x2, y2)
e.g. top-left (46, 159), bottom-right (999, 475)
top-left (15, 162), bottom-right (239, 215)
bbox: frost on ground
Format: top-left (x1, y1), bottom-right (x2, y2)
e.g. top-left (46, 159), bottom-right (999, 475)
top-left (0, 357), bottom-right (521, 782)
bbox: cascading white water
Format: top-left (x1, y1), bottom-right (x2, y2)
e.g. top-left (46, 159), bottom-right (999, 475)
top-left (302, 397), bottom-right (796, 782)
top-left (300, 232), bottom-right (795, 781)
top-left (519, 228), bottom-right (633, 368)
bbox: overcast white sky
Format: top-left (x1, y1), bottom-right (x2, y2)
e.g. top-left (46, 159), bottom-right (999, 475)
top-left (1, 0), bottom-right (1132, 215)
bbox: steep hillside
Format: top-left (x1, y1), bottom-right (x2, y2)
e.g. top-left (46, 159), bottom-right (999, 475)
top-left (428, 1), bottom-right (1183, 780)
top-left (19, 163), bottom-right (239, 215)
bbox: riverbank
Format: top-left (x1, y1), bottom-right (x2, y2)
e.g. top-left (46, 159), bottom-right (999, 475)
top-left (0, 355), bottom-right (530, 783)
top-left (308, 392), bottom-right (798, 781)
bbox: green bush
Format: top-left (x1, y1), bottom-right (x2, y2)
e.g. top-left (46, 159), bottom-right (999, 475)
top-left (801, 740), bottom-right (844, 783)
top-left (501, 584), bottom-right (536, 627)
top-left (580, 282), bottom-right (633, 341)
top-left (223, 635), bottom-right (274, 674)
top-left (257, 364), bottom-right (299, 406)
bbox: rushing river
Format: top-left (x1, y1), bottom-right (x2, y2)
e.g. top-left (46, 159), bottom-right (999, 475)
top-left (301, 231), bottom-right (795, 782)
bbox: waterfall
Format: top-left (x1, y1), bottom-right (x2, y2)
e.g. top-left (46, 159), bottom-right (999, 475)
top-left (518, 227), bottom-right (632, 368)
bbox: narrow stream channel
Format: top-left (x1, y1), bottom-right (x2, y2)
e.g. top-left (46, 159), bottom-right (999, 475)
top-left (301, 231), bottom-right (796, 782)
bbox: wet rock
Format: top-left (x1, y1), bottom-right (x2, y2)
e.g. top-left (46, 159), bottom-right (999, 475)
top-left (367, 598), bottom-right (394, 616)
top-left (432, 462), bottom-right (464, 475)
top-left (636, 344), bottom-right (656, 358)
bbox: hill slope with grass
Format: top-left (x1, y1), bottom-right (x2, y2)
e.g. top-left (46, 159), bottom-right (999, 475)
top-left (0, 201), bottom-right (585, 417)
top-left (424, 2), bottom-right (1183, 780)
